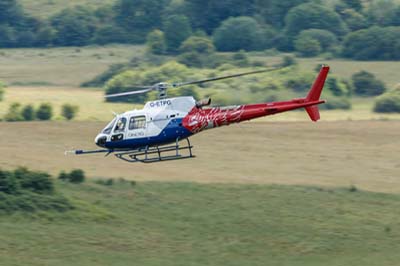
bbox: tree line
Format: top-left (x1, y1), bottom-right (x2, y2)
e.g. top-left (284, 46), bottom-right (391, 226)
top-left (2, 0), bottom-right (400, 60)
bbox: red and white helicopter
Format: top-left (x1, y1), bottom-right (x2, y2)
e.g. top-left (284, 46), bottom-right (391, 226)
top-left (69, 66), bottom-right (329, 163)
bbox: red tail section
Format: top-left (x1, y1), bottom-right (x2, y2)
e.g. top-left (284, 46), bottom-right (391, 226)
top-left (305, 66), bottom-right (329, 121)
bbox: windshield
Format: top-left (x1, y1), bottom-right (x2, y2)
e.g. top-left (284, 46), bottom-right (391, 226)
top-left (102, 118), bottom-right (117, 134)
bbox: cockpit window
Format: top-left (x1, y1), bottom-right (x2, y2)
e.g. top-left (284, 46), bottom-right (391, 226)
top-left (129, 115), bottom-right (146, 130)
top-left (114, 117), bottom-right (127, 133)
top-left (102, 118), bottom-right (116, 134)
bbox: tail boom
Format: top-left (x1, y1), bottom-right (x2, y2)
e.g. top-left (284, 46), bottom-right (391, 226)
top-left (182, 66), bottom-right (329, 132)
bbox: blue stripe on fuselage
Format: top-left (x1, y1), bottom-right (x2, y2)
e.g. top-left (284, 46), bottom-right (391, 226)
top-left (104, 118), bottom-right (193, 150)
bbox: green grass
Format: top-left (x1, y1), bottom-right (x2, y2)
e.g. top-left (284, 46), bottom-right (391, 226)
top-left (250, 53), bottom-right (400, 89)
top-left (0, 86), bottom-right (135, 121)
top-left (0, 45), bottom-right (143, 87)
top-left (1, 181), bottom-right (400, 266)
top-left (2, 86), bottom-right (400, 122)
top-left (20, 0), bottom-right (117, 18)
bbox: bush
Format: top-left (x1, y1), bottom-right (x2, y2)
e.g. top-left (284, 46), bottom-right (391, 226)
top-left (295, 29), bottom-right (339, 52)
top-left (105, 61), bottom-right (191, 102)
top-left (14, 167), bottom-right (54, 194)
top-left (58, 169), bottom-right (85, 184)
top-left (322, 97), bottom-right (352, 110)
top-left (81, 63), bottom-right (127, 87)
top-left (22, 104), bottom-right (36, 121)
top-left (326, 77), bottom-right (350, 97)
top-left (294, 36), bottom-right (322, 57)
top-left (61, 104), bottom-right (79, 120)
top-left (95, 178), bottom-right (114, 186)
top-left (177, 36), bottom-right (216, 68)
top-left (163, 15), bottom-right (192, 53)
top-left (0, 81), bottom-right (4, 101)
top-left (58, 171), bottom-right (68, 182)
top-left (285, 74), bottom-right (315, 92)
top-left (0, 167), bottom-right (73, 213)
top-left (0, 169), bottom-right (19, 194)
top-left (285, 2), bottom-right (348, 37)
top-left (213, 16), bottom-right (272, 51)
top-left (179, 36), bottom-right (215, 55)
top-left (51, 6), bottom-right (98, 46)
top-left (4, 102), bottom-right (23, 121)
top-left (374, 88), bottom-right (400, 113)
top-left (281, 55), bottom-right (297, 67)
top-left (352, 71), bottom-right (386, 96)
top-left (343, 26), bottom-right (400, 60)
top-left (231, 50), bottom-right (250, 67)
top-left (146, 29), bottom-right (167, 55)
top-left (36, 103), bottom-right (53, 120)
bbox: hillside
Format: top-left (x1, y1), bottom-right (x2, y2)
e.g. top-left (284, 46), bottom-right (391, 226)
top-left (1, 181), bottom-right (400, 266)
top-left (1, 120), bottom-right (399, 194)
top-left (19, 0), bottom-right (116, 18)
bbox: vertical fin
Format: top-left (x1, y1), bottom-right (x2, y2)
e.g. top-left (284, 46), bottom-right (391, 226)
top-left (305, 66), bottom-right (330, 122)
top-left (306, 66), bottom-right (330, 102)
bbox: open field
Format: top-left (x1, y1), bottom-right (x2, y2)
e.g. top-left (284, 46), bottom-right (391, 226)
top-left (252, 54), bottom-right (400, 89)
top-left (1, 181), bottom-right (400, 266)
top-left (0, 120), bottom-right (399, 193)
top-left (0, 45), bottom-right (143, 87)
top-left (0, 86), bottom-right (134, 121)
top-left (0, 46), bottom-right (399, 89)
top-left (2, 86), bottom-right (400, 122)
top-left (20, 0), bottom-right (117, 18)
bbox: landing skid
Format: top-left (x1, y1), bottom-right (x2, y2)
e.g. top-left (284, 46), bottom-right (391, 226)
top-left (115, 138), bottom-right (195, 163)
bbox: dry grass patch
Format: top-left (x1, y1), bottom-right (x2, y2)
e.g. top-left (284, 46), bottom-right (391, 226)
top-left (0, 120), bottom-right (399, 193)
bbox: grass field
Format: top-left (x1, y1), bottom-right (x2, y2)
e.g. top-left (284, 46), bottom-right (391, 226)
top-left (1, 181), bottom-right (400, 266)
top-left (0, 45), bottom-right (142, 87)
top-left (20, 0), bottom-right (116, 18)
top-left (0, 45), bottom-right (399, 89)
top-left (2, 86), bottom-right (400, 122)
top-left (0, 86), bottom-right (134, 121)
top-left (0, 120), bottom-right (399, 193)
top-left (251, 54), bottom-right (400, 89)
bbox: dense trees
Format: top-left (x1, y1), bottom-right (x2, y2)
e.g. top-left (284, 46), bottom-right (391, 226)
top-left (213, 17), bottom-right (273, 51)
top-left (178, 36), bottom-right (216, 67)
top-left (51, 7), bottom-right (98, 46)
top-left (285, 2), bottom-right (348, 37)
top-left (114, 0), bottom-right (167, 43)
top-left (183, 0), bottom-right (256, 34)
top-left (146, 29), bottom-right (167, 55)
top-left (343, 26), bottom-right (400, 60)
top-left (0, 0), bottom-right (399, 61)
top-left (163, 15), bottom-right (192, 53)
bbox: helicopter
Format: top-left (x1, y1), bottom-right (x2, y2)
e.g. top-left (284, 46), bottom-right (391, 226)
top-left (67, 65), bottom-right (330, 163)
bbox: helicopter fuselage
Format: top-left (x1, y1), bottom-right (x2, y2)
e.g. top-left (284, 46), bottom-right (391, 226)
top-left (70, 66), bottom-right (330, 162)
top-left (95, 94), bottom-right (324, 151)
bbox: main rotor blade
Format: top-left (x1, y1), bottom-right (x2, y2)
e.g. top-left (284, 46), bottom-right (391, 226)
top-left (173, 68), bottom-right (280, 87)
top-left (105, 88), bottom-right (153, 98)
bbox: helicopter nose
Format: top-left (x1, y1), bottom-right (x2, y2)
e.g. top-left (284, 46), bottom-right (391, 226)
top-left (95, 134), bottom-right (107, 148)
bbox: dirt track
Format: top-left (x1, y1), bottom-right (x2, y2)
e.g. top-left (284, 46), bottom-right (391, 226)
top-left (1, 120), bottom-right (399, 193)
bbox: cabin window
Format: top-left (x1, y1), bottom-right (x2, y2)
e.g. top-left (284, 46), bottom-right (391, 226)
top-left (102, 118), bottom-right (116, 134)
top-left (129, 115), bottom-right (146, 130)
top-left (114, 117), bottom-right (127, 132)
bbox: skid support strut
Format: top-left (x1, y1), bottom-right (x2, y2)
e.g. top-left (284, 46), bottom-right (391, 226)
top-left (114, 138), bottom-right (194, 163)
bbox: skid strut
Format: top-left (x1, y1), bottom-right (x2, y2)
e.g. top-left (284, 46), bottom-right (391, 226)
top-left (114, 138), bottom-right (194, 163)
